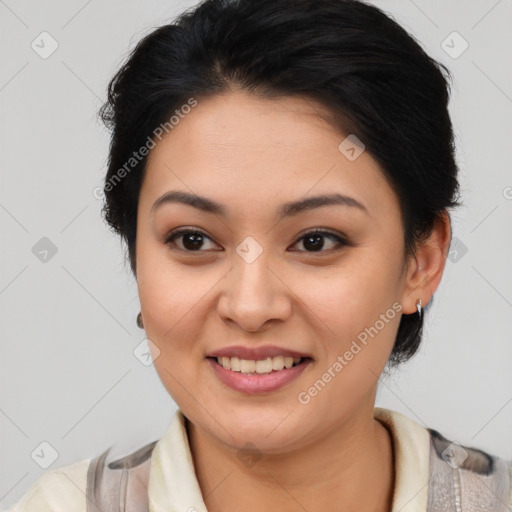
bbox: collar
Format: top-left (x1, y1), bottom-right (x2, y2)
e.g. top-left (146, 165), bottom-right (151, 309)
top-left (374, 407), bottom-right (430, 512)
top-left (148, 407), bottom-right (430, 512)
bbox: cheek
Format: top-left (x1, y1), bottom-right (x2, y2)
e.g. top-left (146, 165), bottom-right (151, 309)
top-left (304, 275), bottom-right (400, 404)
top-left (140, 265), bottom-right (208, 402)
top-left (297, 255), bottom-right (402, 368)
top-left (137, 243), bottom-right (207, 330)
top-left (297, 256), bottom-right (398, 328)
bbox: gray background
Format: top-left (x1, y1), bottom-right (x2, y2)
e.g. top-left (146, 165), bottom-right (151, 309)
top-left (1, 0), bottom-right (511, 507)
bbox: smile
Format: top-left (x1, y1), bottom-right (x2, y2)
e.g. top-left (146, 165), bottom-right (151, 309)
top-left (215, 355), bottom-right (303, 374)
top-left (206, 356), bottom-right (312, 394)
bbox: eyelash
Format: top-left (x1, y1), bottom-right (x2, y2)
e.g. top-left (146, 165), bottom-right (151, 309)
top-left (164, 228), bottom-right (348, 254)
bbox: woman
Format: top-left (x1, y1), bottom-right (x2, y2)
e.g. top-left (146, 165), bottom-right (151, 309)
top-left (11, 0), bottom-right (511, 511)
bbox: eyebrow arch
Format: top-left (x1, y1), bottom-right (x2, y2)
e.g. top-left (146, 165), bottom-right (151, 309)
top-left (150, 190), bottom-right (369, 219)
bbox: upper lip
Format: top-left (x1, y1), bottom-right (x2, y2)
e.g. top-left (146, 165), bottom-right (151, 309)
top-left (206, 345), bottom-right (313, 360)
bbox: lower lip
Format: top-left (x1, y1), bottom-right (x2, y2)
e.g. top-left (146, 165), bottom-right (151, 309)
top-left (206, 357), bottom-right (312, 394)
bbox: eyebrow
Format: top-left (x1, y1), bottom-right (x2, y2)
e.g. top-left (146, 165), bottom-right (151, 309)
top-left (151, 190), bottom-right (369, 219)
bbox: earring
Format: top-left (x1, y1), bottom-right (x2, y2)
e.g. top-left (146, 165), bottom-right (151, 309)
top-left (136, 311), bottom-right (144, 329)
top-left (416, 299), bottom-right (423, 319)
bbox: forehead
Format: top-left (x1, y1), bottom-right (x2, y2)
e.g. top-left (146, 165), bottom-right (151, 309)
top-left (149, 91), bottom-right (350, 160)
top-left (141, 91), bottom-right (399, 221)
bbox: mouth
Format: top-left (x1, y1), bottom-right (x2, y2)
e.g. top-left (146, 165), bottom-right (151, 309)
top-left (207, 355), bottom-right (311, 375)
top-left (206, 355), bottom-right (313, 394)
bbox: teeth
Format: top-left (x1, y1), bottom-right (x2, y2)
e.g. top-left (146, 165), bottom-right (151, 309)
top-left (240, 359), bottom-right (255, 373)
top-left (217, 356), bottom-right (302, 374)
top-left (230, 357), bottom-right (241, 371)
top-left (256, 358), bottom-right (273, 373)
top-left (273, 355), bottom-right (284, 370)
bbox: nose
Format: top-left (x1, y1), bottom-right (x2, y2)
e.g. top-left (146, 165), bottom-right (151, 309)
top-left (217, 246), bottom-right (292, 332)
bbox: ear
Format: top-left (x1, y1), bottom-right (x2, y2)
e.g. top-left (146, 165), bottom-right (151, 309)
top-left (400, 211), bottom-right (452, 315)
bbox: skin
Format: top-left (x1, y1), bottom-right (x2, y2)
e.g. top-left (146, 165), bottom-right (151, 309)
top-left (135, 89), bottom-right (451, 512)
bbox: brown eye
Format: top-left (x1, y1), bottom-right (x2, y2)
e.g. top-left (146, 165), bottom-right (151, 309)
top-left (165, 229), bottom-right (219, 252)
top-left (290, 230), bottom-right (348, 253)
top-left (164, 228), bottom-right (348, 254)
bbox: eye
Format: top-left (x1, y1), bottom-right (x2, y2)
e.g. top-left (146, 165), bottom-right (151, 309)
top-left (164, 228), bottom-right (348, 254)
top-left (165, 229), bottom-right (220, 252)
top-left (289, 229), bottom-right (348, 253)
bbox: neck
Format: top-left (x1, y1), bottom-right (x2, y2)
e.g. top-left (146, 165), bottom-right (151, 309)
top-left (186, 400), bottom-right (395, 512)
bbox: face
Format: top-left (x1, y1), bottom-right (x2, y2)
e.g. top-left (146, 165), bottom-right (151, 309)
top-left (136, 90), bottom-right (413, 453)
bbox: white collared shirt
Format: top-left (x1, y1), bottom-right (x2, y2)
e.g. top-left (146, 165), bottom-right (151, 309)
top-left (9, 407), bottom-right (433, 512)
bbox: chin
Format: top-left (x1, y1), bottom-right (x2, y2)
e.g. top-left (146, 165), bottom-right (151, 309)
top-left (214, 410), bottom-right (307, 449)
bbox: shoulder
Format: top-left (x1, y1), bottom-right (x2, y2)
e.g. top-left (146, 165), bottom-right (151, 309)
top-left (10, 458), bottom-right (91, 512)
top-left (427, 426), bottom-right (510, 475)
top-left (375, 407), bottom-right (512, 508)
top-left (9, 438), bottom-right (159, 512)
top-left (426, 427), bottom-right (512, 508)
